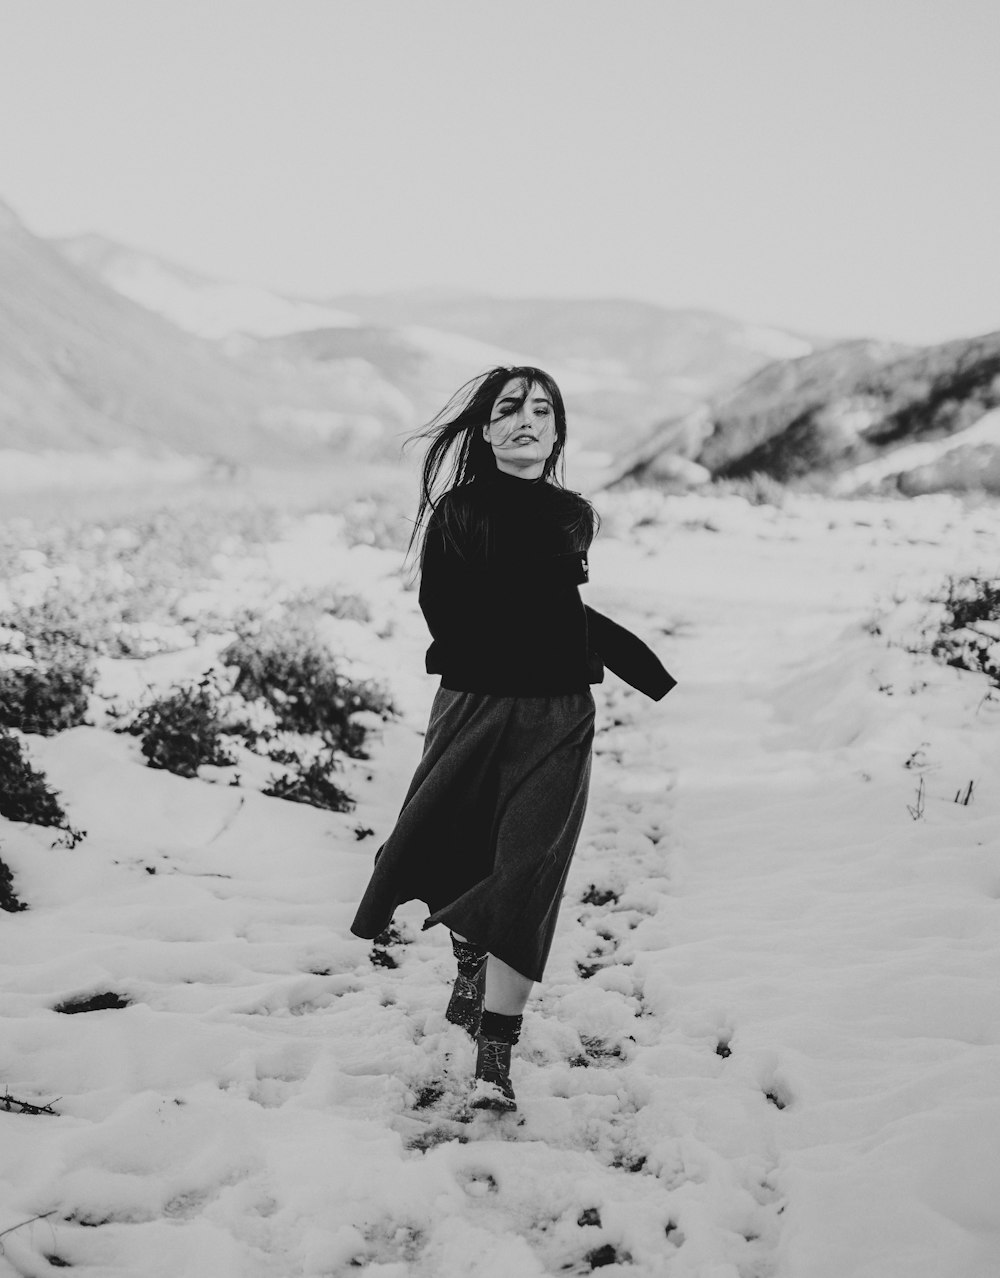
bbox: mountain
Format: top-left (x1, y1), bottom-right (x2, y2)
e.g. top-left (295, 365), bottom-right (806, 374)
top-left (326, 291), bottom-right (817, 444)
top-left (696, 339), bottom-right (917, 471)
top-left (53, 235), bottom-right (817, 463)
top-left (0, 201), bottom-right (269, 456)
top-left (0, 209), bottom-right (415, 465)
top-left (28, 216), bottom-right (1000, 497)
top-left (701, 330), bottom-right (1000, 493)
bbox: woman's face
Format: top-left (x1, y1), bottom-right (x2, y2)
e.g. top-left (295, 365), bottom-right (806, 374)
top-left (483, 378), bottom-right (557, 478)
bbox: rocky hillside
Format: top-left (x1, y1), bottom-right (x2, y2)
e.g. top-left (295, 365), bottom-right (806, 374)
top-left (703, 330), bottom-right (1000, 493)
top-left (697, 339), bottom-right (916, 472)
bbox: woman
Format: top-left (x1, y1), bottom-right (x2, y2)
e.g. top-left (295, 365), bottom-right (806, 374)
top-left (350, 365), bottom-right (675, 1112)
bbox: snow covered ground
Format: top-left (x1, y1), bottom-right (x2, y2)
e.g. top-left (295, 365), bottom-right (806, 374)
top-left (2, 489), bottom-right (999, 1277)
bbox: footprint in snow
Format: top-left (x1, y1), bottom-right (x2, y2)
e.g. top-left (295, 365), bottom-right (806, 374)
top-left (369, 920), bottom-right (413, 969)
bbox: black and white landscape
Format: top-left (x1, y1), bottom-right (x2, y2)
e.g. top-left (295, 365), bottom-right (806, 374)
top-left (2, 204), bottom-right (999, 1273)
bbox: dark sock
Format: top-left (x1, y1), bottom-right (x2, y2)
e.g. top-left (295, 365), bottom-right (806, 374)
top-left (479, 1009), bottom-right (523, 1045)
top-left (450, 931), bottom-right (486, 979)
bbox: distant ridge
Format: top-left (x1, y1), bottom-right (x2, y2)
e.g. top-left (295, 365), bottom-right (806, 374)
top-left (35, 211), bottom-right (993, 494)
top-left (53, 229), bottom-right (818, 463)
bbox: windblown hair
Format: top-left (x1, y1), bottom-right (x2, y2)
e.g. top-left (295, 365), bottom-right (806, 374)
top-left (403, 366), bottom-right (599, 572)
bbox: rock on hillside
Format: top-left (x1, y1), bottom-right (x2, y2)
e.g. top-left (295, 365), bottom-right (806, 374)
top-left (698, 339), bottom-right (915, 471)
top-left (695, 329), bottom-right (1000, 494)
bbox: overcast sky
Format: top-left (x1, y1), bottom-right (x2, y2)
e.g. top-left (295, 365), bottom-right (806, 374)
top-left (1, 0), bottom-right (997, 345)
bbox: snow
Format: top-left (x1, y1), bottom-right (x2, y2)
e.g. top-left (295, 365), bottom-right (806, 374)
top-left (398, 325), bottom-right (537, 370)
top-left (736, 326), bottom-right (814, 362)
top-left (91, 254), bottom-right (360, 340)
top-left (3, 488), bottom-right (1000, 1276)
top-left (398, 327), bottom-right (636, 397)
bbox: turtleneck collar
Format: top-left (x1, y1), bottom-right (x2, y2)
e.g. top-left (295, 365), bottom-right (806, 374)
top-left (484, 465), bottom-right (547, 493)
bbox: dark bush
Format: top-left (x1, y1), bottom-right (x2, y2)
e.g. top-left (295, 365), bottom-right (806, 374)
top-left (0, 639), bottom-right (95, 735)
top-left (1, 854), bottom-right (27, 912)
top-left (263, 747), bottom-right (355, 813)
top-left (117, 675), bottom-right (237, 778)
top-left (929, 576), bottom-right (1000, 685)
top-left (0, 726), bottom-right (84, 847)
top-left (939, 576), bottom-right (1000, 633)
top-left (221, 620), bottom-right (395, 757)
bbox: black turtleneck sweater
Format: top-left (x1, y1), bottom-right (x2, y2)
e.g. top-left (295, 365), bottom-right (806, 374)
top-left (419, 467), bottom-right (598, 695)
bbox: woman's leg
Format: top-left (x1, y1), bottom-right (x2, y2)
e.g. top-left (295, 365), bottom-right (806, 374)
top-left (484, 953), bottom-right (533, 1015)
top-left (472, 960), bottom-right (530, 1111)
top-left (451, 936), bottom-right (533, 1012)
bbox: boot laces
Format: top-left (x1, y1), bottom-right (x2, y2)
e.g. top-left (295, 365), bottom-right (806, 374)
top-left (452, 973), bottom-right (481, 1002)
top-left (479, 1038), bottom-right (510, 1082)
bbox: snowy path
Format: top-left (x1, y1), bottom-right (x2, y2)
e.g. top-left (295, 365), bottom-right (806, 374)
top-left (2, 493), bottom-right (1000, 1276)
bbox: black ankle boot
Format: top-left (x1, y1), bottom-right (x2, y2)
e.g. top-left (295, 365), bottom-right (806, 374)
top-left (471, 1010), bottom-right (522, 1112)
top-left (445, 933), bottom-right (486, 1038)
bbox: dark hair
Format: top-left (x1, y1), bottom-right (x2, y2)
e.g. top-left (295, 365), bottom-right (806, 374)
top-left (403, 366), bottom-right (599, 571)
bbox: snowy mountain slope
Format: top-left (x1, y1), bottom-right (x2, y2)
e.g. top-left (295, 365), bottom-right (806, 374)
top-left (2, 490), bottom-right (1000, 1275)
top-left (697, 339), bottom-right (916, 471)
top-left (239, 296), bottom-right (818, 464)
top-left (55, 234), bottom-right (819, 461)
top-left (0, 200), bottom-right (271, 456)
top-left (0, 201), bottom-right (414, 465)
top-left (329, 292), bottom-right (818, 430)
top-left (697, 329), bottom-right (1000, 494)
top-left (57, 233), bottom-right (361, 339)
top-left (255, 322), bottom-right (625, 467)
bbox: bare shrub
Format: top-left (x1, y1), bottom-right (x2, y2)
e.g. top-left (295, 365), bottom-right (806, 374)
top-left (221, 619), bottom-right (395, 757)
top-left (0, 637), bottom-right (95, 735)
top-left (0, 726), bottom-right (84, 845)
top-left (929, 576), bottom-right (1000, 685)
top-left (262, 746), bottom-right (355, 813)
top-left (0, 853), bottom-right (27, 913)
top-left (116, 674), bottom-right (237, 778)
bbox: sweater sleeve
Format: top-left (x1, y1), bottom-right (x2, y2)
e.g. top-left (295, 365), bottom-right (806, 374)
top-left (584, 605), bottom-right (677, 701)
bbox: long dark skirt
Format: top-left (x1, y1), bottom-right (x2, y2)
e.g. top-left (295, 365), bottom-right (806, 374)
top-left (350, 684), bottom-right (595, 984)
